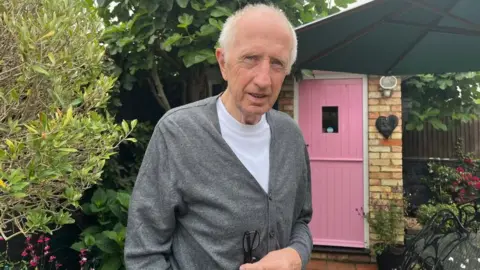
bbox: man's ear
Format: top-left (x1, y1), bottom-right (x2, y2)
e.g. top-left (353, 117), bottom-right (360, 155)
top-left (216, 48), bottom-right (228, 81)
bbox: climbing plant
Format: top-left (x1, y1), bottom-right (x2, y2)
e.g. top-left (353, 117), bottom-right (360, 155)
top-left (403, 72), bottom-right (480, 131)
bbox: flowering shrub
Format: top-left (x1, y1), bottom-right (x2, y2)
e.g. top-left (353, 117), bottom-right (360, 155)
top-left (0, 234), bottom-right (63, 269)
top-left (421, 146), bottom-right (479, 205)
top-left (0, 234), bottom-right (101, 269)
top-left (417, 141), bottom-right (480, 230)
top-left (450, 158), bottom-right (480, 203)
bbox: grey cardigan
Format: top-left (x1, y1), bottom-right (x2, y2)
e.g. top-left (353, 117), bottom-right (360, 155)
top-left (124, 95), bottom-right (313, 269)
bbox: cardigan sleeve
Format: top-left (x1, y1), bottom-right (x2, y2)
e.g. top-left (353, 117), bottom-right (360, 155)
top-left (288, 144), bottom-right (314, 269)
top-left (124, 120), bottom-right (182, 270)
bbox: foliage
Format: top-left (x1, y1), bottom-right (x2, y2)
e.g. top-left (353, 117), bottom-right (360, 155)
top-left (416, 203), bottom-right (460, 228)
top-left (416, 203), bottom-right (479, 232)
top-left (403, 72), bottom-right (480, 131)
top-left (421, 139), bottom-right (480, 205)
top-left (70, 122), bottom-right (154, 270)
top-left (70, 188), bottom-right (130, 270)
top-left (358, 197), bottom-right (404, 255)
top-left (0, 0), bottom-right (136, 240)
top-left (416, 139), bottom-right (480, 232)
top-left (95, 0), bottom-right (357, 110)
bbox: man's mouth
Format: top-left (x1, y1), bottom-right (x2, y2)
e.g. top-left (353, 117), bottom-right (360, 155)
top-left (248, 93), bottom-right (267, 99)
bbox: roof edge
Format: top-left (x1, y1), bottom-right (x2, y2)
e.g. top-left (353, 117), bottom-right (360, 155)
top-left (294, 0), bottom-right (379, 32)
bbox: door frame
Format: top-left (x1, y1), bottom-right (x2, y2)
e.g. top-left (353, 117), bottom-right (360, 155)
top-left (293, 70), bottom-right (370, 249)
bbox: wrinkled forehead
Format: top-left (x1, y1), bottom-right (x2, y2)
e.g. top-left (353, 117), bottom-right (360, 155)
top-left (232, 11), bottom-right (293, 53)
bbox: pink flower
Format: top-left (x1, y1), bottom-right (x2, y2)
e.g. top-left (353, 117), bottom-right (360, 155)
top-left (55, 262), bottom-right (63, 269)
top-left (457, 167), bottom-right (465, 173)
top-left (49, 255), bottom-right (56, 262)
top-left (0, 237), bottom-right (4, 241)
top-left (45, 237), bottom-right (51, 242)
top-left (44, 245), bottom-right (50, 251)
top-left (79, 257), bottom-right (87, 265)
top-left (30, 258), bottom-right (38, 267)
top-left (21, 250), bottom-right (28, 257)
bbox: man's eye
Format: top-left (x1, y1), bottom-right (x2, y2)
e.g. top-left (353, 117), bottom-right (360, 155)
top-left (271, 60), bottom-right (285, 69)
top-left (244, 55), bottom-right (259, 61)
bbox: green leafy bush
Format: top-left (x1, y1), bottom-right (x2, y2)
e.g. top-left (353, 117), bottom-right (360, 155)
top-left (71, 188), bottom-right (130, 270)
top-left (360, 199), bottom-right (405, 255)
top-left (0, 0), bottom-right (136, 240)
top-left (416, 203), bottom-right (459, 226)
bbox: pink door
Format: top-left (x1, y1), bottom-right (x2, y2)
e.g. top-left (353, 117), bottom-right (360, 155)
top-left (298, 78), bottom-right (365, 248)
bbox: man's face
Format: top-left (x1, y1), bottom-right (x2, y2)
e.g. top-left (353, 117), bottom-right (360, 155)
top-left (216, 11), bottom-right (293, 119)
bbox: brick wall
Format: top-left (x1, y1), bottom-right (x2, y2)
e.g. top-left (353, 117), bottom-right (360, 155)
top-left (278, 74), bottom-right (404, 263)
top-left (367, 75), bottom-right (404, 247)
top-left (277, 76), bottom-right (295, 118)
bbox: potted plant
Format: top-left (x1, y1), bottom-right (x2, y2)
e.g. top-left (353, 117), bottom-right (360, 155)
top-left (361, 198), bottom-right (405, 270)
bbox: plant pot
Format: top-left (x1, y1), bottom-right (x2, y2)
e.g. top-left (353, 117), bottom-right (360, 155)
top-left (376, 245), bottom-right (405, 270)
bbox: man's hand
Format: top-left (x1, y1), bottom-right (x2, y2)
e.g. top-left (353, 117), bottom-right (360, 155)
top-left (239, 247), bottom-right (302, 270)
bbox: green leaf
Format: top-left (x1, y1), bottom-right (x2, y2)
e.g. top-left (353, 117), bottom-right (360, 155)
top-left (131, 119), bottom-right (138, 129)
top-left (71, 241), bottom-right (86, 252)
top-left (12, 193), bottom-right (28, 198)
top-left (161, 33), bottom-right (182, 52)
top-left (126, 138), bottom-right (137, 143)
top-left (176, 0), bottom-right (189, 8)
top-left (95, 235), bottom-right (120, 254)
top-left (31, 65), bottom-right (50, 76)
top-left (121, 120), bottom-right (129, 134)
top-left (47, 52), bottom-right (56, 65)
top-left (210, 6), bottom-right (232, 17)
top-left (429, 118), bottom-right (448, 131)
top-left (182, 49), bottom-right (214, 67)
top-left (178, 13), bottom-right (193, 28)
top-left (103, 231), bottom-right (118, 242)
top-left (204, 0), bottom-right (216, 8)
top-left (84, 234), bottom-right (96, 246)
top-left (100, 256), bottom-right (123, 270)
top-left (92, 188), bottom-right (107, 207)
top-left (58, 148), bottom-right (78, 152)
top-left (117, 192), bottom-right (131, 209)
top-left (208, 18), bottom-right (223, 30)
top-left (197, 24), bottom-right (217, 36)
top-left (11, 182), bottom-right (29, 192)
top-left (190, 0), bottom-right (204, 11)
top-left (109, 203), bottom-right (125, 220)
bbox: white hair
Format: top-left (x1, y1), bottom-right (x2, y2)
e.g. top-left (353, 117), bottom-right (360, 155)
top-left (218, 3), bottom-right (298, 73)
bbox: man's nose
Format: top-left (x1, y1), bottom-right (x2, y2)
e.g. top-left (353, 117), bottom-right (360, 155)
top-left (253, 60), bottom-right (272, 89)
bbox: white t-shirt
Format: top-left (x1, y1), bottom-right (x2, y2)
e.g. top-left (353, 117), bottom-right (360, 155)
top-left (216, 98), bottom-right (271, 193)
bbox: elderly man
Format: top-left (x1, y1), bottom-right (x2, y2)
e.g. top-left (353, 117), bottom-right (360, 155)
top-left (124, 3), bottom-right (313, 270)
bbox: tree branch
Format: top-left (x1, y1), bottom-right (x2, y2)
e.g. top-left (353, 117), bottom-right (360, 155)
top-left (148, 62), bottom-right (171, 111)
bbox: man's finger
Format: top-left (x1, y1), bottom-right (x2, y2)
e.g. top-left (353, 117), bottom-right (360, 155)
top-left (239, 263), bottom-right (261, 270)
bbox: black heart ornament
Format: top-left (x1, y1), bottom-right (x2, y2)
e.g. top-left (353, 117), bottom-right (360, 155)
top-left (375, 115), bottom-right (399, 139)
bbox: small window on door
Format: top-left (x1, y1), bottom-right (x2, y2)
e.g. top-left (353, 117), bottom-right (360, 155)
top-left (322, 106), bottom-right (338, 133)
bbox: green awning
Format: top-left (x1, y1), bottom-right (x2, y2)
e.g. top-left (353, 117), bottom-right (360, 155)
top-left (294, 0), bottom-right (480, 75)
